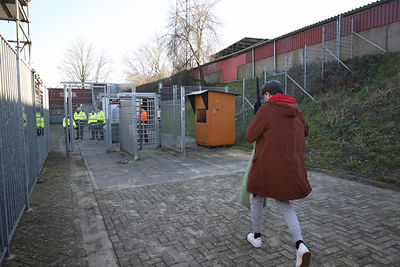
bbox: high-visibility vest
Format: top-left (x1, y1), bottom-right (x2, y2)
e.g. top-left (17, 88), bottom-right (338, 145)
top-left (63, 117), bottom-right (76, 128)
top-left (140, 110), bottom-right (148, 121)
top-left (41, 116), bottom-right (44, 128)
top-left (97, 111), bottom-right (105, 122)
top-left (74, 111), bottom-right (87, 121)
top-left (36, 112), bottom-right (42, 128)
top-left (88, 112), bottom-right (97, 124)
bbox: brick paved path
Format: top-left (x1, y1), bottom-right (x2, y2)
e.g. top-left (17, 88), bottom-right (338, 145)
top-left (95, 169), bottom-right (400, 266)
top-left (1, 151), bottom-right (88, 267)
top-left (2, 125), bottom-right (399, 266)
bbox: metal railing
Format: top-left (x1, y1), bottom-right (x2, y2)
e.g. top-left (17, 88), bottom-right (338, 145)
top-left (119, 88), bottom-right (160, 160)
top-left (62, 82), bottom-right (113, 154)
top-left (160, 85), bottom-right (235, 153)
top-left (252, 15), bottom-right (390, 106)
top-left (0, 34), bottom-right (49, 263)
top-left (160, 85), bottom-right (196, 155)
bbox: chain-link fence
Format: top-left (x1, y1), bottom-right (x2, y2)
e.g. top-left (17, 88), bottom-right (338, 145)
top-left (160, 84), bottom-right (254, 152)
top-left (158, 14), bottom-right (393, 154)
top-left (265, 15), bottom-right (391, 104)
top-left (0, 35), bottom-right (50, 263)
top-left (160, 85), bottom-right (187, 154)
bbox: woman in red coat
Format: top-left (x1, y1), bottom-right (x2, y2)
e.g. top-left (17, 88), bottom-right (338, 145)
top-left (246, 80), bottom-right (312, 267)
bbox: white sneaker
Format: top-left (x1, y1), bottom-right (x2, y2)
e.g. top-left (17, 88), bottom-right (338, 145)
top-left (296, 243), bottom-right (311, 267)
top-left (247, 233), bottom-right (262, 248)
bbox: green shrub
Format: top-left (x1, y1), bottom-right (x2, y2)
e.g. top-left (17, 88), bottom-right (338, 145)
top-left (377, 175), bottom-right (400, 186)
top-left (228, 52), bottom-right (400, 185)
top-left (344, 159), bottom-right (361, 169)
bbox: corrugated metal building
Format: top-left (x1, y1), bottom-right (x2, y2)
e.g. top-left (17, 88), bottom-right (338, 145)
top-left (196, 0), bottom-right (400, 83)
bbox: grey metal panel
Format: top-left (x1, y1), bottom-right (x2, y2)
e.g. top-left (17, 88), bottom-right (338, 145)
top-left (37, 87), bottom-right (50, 172)
top-left (119, 98), bottom-right (134, 155)
top-left (119, 93), bottom-right (159, 156)
top-left (0, 35), bottom-right (28, 262)
top-left (0, 34), bottom-right (50, 264)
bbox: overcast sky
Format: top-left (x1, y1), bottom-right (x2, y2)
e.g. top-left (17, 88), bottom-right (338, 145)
top-left (0, 0), bottom-right (374, 88)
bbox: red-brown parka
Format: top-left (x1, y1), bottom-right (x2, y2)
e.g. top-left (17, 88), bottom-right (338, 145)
top-left (246, 93), bottom-right (311, 200)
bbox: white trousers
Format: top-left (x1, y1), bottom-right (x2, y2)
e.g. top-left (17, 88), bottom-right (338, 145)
top-left (250, 194), bottom-right (303, 242)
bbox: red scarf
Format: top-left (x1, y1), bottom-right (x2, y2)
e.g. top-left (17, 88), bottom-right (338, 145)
top-left (267, 93), bottom-right (297, 103)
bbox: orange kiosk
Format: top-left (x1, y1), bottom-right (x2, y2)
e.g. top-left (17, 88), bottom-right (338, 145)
top-left (187, 90), bottom-right (237, 147)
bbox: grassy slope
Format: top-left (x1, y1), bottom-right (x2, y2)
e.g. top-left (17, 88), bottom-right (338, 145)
top-left (232, 52), bottom-right (400, 185)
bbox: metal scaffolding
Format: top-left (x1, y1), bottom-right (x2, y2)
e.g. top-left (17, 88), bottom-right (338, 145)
top-left (0, 0), bottom-right (32, 63)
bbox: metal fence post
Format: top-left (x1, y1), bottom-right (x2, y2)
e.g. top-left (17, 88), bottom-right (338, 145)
top-left (180, 86), bottom-right (185, 156)
top-left (264, 66), bottom-right (267, 84)
top-left (15, 2), bottom-right (30, 210)
top-left (242, 78), bottom-right (245, 133)
top-left (385, 25), bottom-right (389, 51)
top-left (68, 86), bottom-right (74, 152)
top-left (337, 15), bottom-right (341, 60)
top-left (252, 48), bottom-right (255, 78)
top-left (284, 56), bottom-right (288, 94)
top-left (44, 86), bottom-right (50, 157)
top-left (155, 95), bottom-right (160, 148)
top-left (322, 27), bottom-right (325, 79)
top-left (173, 85), bottom-right (177, 147)
top-left (63, 84), bottom-right (69, 155)
top-left (351, 17), bottom-right (354, 59)
top-left (158, 83), bottom-right (162, 148)
top-left (273, 40), bottom-right (277, 74)
top-left (31, 71), bottom-right (41, 183)
top-left (131, 85), bottom-right (138, 160)
top-left (304, 45), bottom-right (307, 91)
top-left (105, 84), bottom-right (112, 151)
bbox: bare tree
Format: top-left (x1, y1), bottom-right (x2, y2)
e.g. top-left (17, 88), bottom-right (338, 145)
top-left (60, 40), bottom-right (112, 83)
top-left (94, 50), bottom-right (112, 83)
top-left (124, 36), bottom-right (170, 86)
top-left (165, 0), bottom-right (220, 83)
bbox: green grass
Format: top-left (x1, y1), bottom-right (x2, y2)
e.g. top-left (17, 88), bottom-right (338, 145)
top-left (225, 52), bottom-right (400, 186)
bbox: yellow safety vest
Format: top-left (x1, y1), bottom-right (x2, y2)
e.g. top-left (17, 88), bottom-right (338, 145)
top-left (63, 117), bottom-right (77, 128)
top-left (36, 112), bottom-right (42, 128)
top-left (97, 111), bottom-right (105, 122)
top-left (74, 111), bottom-right (87, 121)
top-left (88, 112), bottom-right (97, 124)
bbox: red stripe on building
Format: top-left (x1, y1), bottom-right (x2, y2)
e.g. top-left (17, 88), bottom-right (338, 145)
top-left (216, 53), bottom-right (247, 82)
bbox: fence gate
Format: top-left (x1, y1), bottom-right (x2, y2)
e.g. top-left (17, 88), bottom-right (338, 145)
top-left (62, 82), bottom-right (112, 154)
top-left (119, 89), bottom-right (160, 159)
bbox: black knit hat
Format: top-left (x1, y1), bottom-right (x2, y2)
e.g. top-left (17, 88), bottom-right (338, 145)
top-left (261, 80), bottom-right (283, 95)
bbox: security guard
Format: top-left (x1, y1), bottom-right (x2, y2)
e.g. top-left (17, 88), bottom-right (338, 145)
top-left (88, 109), bottom-right (97, 140)
top-left (140, 107), bottom-right (148, 143)
top-left (36, 111), bottom-right (43, 136)
top-left (63, 115), bottom-right (76, 142)
top-left (40, 113), bottom-right (45, 135)
top-left (96, 107), bottom-right (106, 140)
top-left (74, 107), bottom-right (87, 140)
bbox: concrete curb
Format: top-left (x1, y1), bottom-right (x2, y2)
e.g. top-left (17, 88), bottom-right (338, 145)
top-left (309, 168), bottom-right (400, 192)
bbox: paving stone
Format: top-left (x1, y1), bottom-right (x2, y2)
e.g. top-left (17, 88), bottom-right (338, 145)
top-left (2, 125), bottom-right (400, 266)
